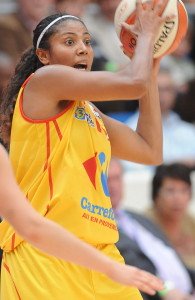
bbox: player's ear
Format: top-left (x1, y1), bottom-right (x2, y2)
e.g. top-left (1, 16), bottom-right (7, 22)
top-left (36, 48), bottom-right (50, 65)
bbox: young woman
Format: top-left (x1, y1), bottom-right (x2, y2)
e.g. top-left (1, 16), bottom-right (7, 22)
top-left (0, 0), bottom-right (167, 298)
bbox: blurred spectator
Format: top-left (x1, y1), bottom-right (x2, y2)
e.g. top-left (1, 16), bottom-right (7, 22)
top-left (83, 0), bottom-right (129, 67)
top-left (0, 0), bottom-right (55, 64)
top-left (55, 0), bottom-right (91, 16)
top-left (124, 67), bottom-right (195, 172)
top-left (108, 158), bottom-right (195, 300)
top-left (0, 0), bottom-right (17, 15)
top-left (146, 163), bottom-right (195, 270)
top-left (160, 20), bottom-right (195, 93)
top-left (0, 51), bottom-right (14, 99)
top-left (174, 78), bottom-right (195, 124)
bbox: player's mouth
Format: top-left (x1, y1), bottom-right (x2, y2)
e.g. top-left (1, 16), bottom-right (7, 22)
top-left (73, 63), bottom-right (88, 70)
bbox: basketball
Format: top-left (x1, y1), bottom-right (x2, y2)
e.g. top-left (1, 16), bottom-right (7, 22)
top-left (114, 0), bottom-right (188, 58)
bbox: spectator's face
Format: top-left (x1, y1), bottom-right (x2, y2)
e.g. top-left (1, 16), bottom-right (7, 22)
top-left (158, 72), bottom-right (177, 115)
top-left (98, 0), bottom-right (121, 21)
top-left (55, 0), bottom-right (90, 17)
top-left (155, 177), bottom-right (191, 221)
top-left (108, 160), bottom-right (123, 209)
top-left (18, 0), bottom-right (55, 22)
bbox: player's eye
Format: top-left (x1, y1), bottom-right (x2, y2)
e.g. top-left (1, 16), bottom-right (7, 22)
top-left (65, 39), bottom-right (74, 46)
top-left (84, 39), bottom-right (92, 46)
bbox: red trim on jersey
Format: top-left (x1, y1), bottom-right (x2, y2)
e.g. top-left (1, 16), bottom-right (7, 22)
top-left (53, 119), bottom-right (63, 140)
top-left (48, 165), bottom-right (53, 200)
top-left (11, 233), bottom-right (15, 251)
top-left (45, 204), bottom-right (50, 215)
top-left (44, 122), bottom-right (53, 199)
top-left (3, 263), bottom-right (22, 300)
top-left (21, 73), bottom-right (34, 88)
top-left (19, 74), bottom-right (74, 123)
top-left (95, 119), bottom-right (102, 133)
top-left (44, 122), bottom-right (50, 171)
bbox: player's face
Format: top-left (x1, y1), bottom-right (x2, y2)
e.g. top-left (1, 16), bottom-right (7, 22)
top-left (46, 20), bottom-right (94, 71)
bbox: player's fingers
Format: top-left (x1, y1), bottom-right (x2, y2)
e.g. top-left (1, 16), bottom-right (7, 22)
top-left (121, 22), bottom-right (139, 34)
top-left (121, 22), bottom-right (131, 31)
top-left (158, 13), bottom-right (176, 26)
top-left (143, 0), bottom-right (154, 11)
top-left (132, 276), bottom-right (161, 296)
top-left (133, 268), bottom-right (163, 286)
top-left (164, 14), bottom-right (176, 21)
top-left (139, 271), bottom-right (164, 291)
top-left (153, 0), bottom-right (169, 16)
top-left (135, 0), bottom-right (143, 14)
top-left (137, 282), bottom-right (157, 295)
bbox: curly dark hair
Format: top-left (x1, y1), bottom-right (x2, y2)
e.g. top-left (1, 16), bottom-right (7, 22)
top-left (0, 13), bottom-right (84, 150)
top-left (152, 163), bottom-right (192, 202)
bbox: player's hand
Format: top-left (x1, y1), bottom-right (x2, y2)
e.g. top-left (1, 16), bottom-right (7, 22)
top-left (152, 58), bottom-right (161, 77)
top-left (120, 44), bottom-right (132, 59)
top-left (107, 261), bottom-right (164, 295)
top-left (121, 0), bottom-right (172, 39)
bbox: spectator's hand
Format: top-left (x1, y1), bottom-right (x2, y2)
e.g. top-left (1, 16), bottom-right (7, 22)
top-left (107, 262), bottom-right (163, 296)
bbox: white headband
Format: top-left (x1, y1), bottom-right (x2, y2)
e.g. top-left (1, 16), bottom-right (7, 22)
top-left (36, 15), bottom-right (80, 49)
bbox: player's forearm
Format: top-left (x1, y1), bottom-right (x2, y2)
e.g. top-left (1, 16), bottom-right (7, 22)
top-left (136, 74), bottom-right (163, 164)
top-left (130, 33), bottom-right (155, 86)
top-left (114, 33), bottom-right (156, 100)
top-left (24, 215), bottom-right (113, 275)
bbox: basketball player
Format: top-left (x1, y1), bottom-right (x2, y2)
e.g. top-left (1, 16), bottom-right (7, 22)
top-left (0, 1), bottom-right (168, 299)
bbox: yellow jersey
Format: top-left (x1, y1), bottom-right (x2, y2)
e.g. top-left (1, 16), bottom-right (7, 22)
top-left (0, 75), bottom-right (142, 300)
top-left (0, 74), bottom-right (118, 252)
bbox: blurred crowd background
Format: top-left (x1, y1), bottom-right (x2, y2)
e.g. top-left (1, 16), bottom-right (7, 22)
top-left (1, 1), bottom-right (195, 299)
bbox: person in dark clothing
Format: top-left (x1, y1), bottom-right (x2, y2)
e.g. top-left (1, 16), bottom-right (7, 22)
top-left (108, 158), bottom-right (195, 300)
